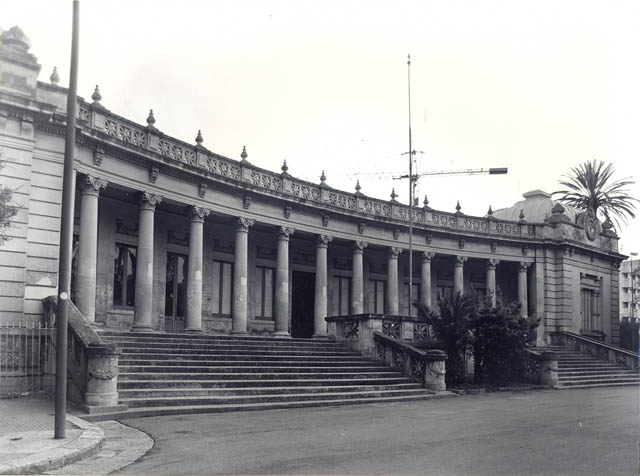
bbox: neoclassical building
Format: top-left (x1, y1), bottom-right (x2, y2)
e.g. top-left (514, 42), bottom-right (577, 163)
top-left (0, 27), bottom-right (626, 346)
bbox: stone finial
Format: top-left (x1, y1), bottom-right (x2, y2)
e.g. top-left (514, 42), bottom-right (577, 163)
top-left (487, 205), bottom-right (493, 216)
top-left (146, 109), bottom-right (156, 128)
top-left (355, 180), bottom-right (362, 195)
top-left (240, 146), bottom-right (249, 163)
top-left (545, 201), bottom-right (571, 224)
top-left (91, 85), bottom-right (102, 105)
top-left (281, 159), bottom-right (289, 175)
top-left (50, 66), bottom-right (60, 85)
top-left (320, 170), bottom-right (327, 186)
top-left (551, 202), bottom-right (565, 215)
top-left (1, 26), bottom-right (31, 52)
top-left (195, 130), bottom-right (203, 146)
top-left (423, 194), bottom-right (429, 208)
top-left (519, 209), bottom-right (527, 224)
top-left (455, 201), bottom-right (462, 213)
top-left (390, 188), bottom-right (398, 202)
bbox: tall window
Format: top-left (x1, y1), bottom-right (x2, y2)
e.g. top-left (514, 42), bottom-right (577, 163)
top-left (212, 260), bottom-right (233, 316)
top-left (368, 280), bottom-right (385, 314)
top-left (403, 283), bottom-right (419, 317)
top-left (165, 253), bottom-right (188, 318)
top-left (256, 267), bottom-right (274, 319)
top-left (337, 276), bottom-right (351, 315)
top-left (114, 243), bottom-right (137, 308)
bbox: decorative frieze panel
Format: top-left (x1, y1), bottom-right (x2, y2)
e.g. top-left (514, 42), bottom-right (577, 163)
top-left (463, 218), bottom-right (489, 232)
top-left (329, 192), bottom-right (356, 210)
top-left (105, 118), bottom-right (146, 147)
top-left (432, 213), bottom-right (457, 228)
top-left (159, 140), bottom-right (195, 165)
top-left (495, 222), bottom-right (521, 236)
top-left (250, 170), bottom-right (283, 192)
top-left (382, 320), bottom-right (401, 339)
top-left (343, 321), bottom-right (359, 340)
top-left (206, 157), bottom-right (241, 180)
top-left (363, 200), bottom-right (391, 217)
top-left (291, 182), bottom-right (320, 201)
top-left (115, 218), bottom-right (138, 237)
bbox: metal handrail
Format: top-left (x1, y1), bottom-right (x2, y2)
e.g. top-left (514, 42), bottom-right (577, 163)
top-left (553, 330), bottom-right (639, 359)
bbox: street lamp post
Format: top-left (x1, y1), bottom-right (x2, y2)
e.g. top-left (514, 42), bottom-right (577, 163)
top-left (630, 252), bottom-right (638, 322)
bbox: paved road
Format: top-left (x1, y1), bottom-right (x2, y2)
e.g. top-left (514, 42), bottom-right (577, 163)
top-left (116, 387), bottom-right (639, 476)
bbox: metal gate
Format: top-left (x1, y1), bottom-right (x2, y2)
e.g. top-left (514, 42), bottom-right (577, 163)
top-left (0, 322), bottom-right (55, 398)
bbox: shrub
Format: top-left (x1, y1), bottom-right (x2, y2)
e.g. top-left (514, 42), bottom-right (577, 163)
top-left (469, 298), bottom-right (538, 386)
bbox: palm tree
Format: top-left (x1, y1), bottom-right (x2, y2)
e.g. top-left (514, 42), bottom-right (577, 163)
top-left (553, 159), bottom-right (638, 230)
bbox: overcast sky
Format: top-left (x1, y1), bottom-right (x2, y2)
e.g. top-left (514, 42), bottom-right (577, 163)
top-left (5, 0), bottom-right (639, 255)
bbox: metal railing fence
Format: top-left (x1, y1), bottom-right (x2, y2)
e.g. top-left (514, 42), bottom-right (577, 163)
top-left (0, 322), bottom-right (55, 398)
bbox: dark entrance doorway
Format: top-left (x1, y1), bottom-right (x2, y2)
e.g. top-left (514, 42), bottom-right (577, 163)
top-left (291, 271), bottom-right (315, 338)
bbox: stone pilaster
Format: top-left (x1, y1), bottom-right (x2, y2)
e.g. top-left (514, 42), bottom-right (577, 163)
top-left (351, 241), bottom-right (368, 314)
top-left (518, 262), bottom-right (531, 318)
top-left (313, 235), bottom-right (332, 337)
top-left (76, 175), bottom-right (107, 323)
top-left (420, 252), bottom-right (435, 309)
top-left (486, 258), bottom-right (500, 306)
top-left (132, 192), bottom-right (161, 331)
top-left (185, 206), bottom-right (210, 332)
top-left (454, 255), bottom-right (467, 295)
top-left (274, 226), bottom-right (294, 336)
top-left (232, 217), bottom-right (254, 334)
top-left (387, 247), bottom-right (402, 315)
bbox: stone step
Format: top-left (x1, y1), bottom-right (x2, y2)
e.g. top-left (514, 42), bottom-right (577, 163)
top-left (118, 383), bottom-right (423, 398)
top-left (120, 388), bottom-right (435, 408)
top-left (118, 371), bottom-right (403, 381)
top-left (119, 347), bottom-right (360, 357)
top-left (113, 341), bottom-right (352, 352)
top-left (558, 376), bottom-right (640, 385)
top-left (82, 393), bottom-right (455, 422)
top-left (119, 358), bottom-right (380, 367)
top-left (558, 371), bottom-right (639, 379)
top-left (99, 330), bottom-right (334, 345)
top-left (117, 352), bottom-right (366, 362)
top-left (103, 335), bottom-right (341, 348)
top-left (118, 364), bottom-right (387, 374)
top-left (557, 381), bottom-right (640, 389)
top-left (118, 376), bottom-right (416, 389)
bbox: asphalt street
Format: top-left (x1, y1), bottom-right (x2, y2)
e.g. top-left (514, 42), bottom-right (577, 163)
top-left (116, 386), bottom-right (639, 476)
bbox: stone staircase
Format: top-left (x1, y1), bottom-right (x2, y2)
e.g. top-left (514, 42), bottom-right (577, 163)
top-left (544, 346), bottom-right (640, 389)
top-left (85, 331), bottom-right (445, 420)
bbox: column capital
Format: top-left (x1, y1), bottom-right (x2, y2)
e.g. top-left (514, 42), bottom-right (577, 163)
top-left (237, 217), bottom-right (255, 232)
top-left (353, 241), bottom-right (368, 253)
top-left (138, 192), bottom-right (162, 210)
top-left (189, 206), bottom-right (210, 222)
top-left (519, 261), bottom-right (532, 272)
top-left (421, 251), bottom-right (436, 262)
top-left (388, 247), bottom-right (403, 259)
top-left (81, 174), bottom-right (108, 196)
top-left (277, 226), bottom-right (295, 240)
top-left (316, 234), bottom-right (333, 248)
top-left (486, 258), bottom-right (500, 270)
top-left (454, 255), bottom-right (468, 266)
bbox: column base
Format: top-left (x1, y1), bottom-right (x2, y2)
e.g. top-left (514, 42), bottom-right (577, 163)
top-left (130, 324), bottom-right (153, 332)
top-left (272, 331), bottom-right (291, 337)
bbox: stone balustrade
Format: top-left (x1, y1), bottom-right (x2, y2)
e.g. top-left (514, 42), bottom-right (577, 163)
top-left (551, 331), bottom-right (639, 372)
top-left (42, 297), bottom-right (127, 414)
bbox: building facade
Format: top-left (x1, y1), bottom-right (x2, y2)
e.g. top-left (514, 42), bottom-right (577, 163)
top-left (619, 259), bottom-right (639, 321)
top-left (0, 27), bottom-right (627, 345)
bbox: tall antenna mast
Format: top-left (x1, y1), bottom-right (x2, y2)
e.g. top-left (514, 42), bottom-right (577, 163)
top-left (407, 53), bottom-right (414, 316)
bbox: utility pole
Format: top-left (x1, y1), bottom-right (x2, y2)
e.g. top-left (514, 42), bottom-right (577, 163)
top-left (55, 0), bottom-right (80, 439)
top-left (407, 54), bottom-right (415, 315)
top-left (630, 252), bottom-right (638, 322)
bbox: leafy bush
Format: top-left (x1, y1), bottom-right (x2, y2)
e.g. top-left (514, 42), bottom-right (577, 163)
top-left (0, 159), bottom-right (18, 246)
top-left (416, 293), bottom-right (476, 385)
top-left (469, 298), bottom-right (538, 386)
top-left (619, 319), bottom-right (639, 353)
top-left (417, 292), bottom-right (538, 386)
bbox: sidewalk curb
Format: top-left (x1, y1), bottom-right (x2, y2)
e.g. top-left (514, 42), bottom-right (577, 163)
top-left (0, 415), bottom-right (104, 475)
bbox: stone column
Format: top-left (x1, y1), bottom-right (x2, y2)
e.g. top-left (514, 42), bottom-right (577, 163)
top-left (132, 192), bottom-right (161, 331)
top-left (420, 252), bottom-right (435, 309)
top-left (274, 227), bottom-right (294, 336)
top-left (313, 235), bottom-right (332, 337)
top-left (184, 206), bottom-right (209, 332)
top-left (486, 258), bottom-right (500, 306)
top-left (518, 262), bottom-right (530, 318)
top-left (454, 256), bottom-right (467, 295)
top-left (76, 175), bottom-right (107, 323)
top-left (387, 247), bottom-right (402, 315)
top-left (351, 241), bottom-right (368, 314)
top-left (232, 217), bottom-right (254, 335)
